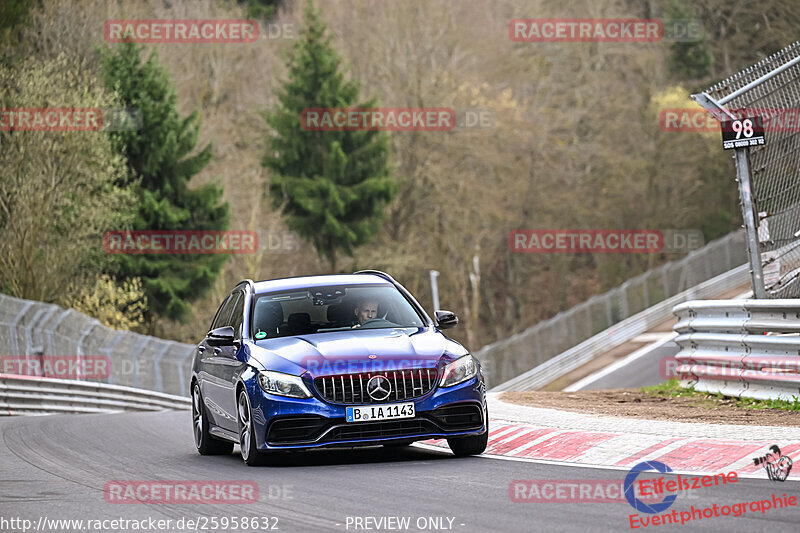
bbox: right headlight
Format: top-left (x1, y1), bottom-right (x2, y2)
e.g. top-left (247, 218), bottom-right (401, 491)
top-left (439, 354), bottom-right (478, 388)
top-left (257, 370), bottom-right (312, 398)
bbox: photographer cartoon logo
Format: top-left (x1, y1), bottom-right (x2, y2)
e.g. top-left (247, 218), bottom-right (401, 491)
top-left (752, 445), bottom-right (793, 482)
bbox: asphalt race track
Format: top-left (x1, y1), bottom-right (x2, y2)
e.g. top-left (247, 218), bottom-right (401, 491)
top-left (578, 342), bottom-right (680, 391)
top-left (1, 411), bottom-right (799, 533)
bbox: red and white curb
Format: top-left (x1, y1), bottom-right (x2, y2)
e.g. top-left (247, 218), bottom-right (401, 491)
top-left (421, 419), bottom-right (800, 480)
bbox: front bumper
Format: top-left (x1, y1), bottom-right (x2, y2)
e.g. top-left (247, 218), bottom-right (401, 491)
top-left (244, 373), bottom-right (486, 450)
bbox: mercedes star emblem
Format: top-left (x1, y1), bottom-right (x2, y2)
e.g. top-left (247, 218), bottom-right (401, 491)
top-left (366, 375), bottom-right (392, 401)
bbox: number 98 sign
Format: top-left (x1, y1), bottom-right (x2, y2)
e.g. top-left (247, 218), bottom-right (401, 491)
top-left (722, 115), bottom-right (765, 150)
top-left (733, 118), bottom-right (754, 138)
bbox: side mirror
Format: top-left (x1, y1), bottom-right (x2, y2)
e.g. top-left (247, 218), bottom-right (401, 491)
top-left (207, 325), bottom-right (235, 346)
top-left (435, 310), bottom-right (458, 330)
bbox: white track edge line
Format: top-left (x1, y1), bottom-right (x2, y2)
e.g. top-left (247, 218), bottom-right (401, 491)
top-left (564, 332), bottom-right (678, 391)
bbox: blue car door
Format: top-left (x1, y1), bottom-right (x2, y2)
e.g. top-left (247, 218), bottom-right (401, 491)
top-left (213, 291), bottom-right (247, 431)
top-left (199, 293), bottom-right (239, 430)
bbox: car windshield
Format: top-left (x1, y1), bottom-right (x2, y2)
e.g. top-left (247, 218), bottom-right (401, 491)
top-left (251, 283), bottom-right (425, 339)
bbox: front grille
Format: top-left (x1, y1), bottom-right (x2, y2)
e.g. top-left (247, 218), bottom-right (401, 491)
top-left (326, 419), bottom-right (436, 441)
top-left (430, 404), bottom-right (484, 431)
top-left (314, 368), bottom-right (438, 404)
top-left (266, 416), bottom-right (327, 444)
top-left (265, 405), bottom-right (484, 446)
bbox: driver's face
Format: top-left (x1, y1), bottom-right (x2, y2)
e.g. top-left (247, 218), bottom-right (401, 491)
top-left (355, 301), bottom-right (378, 324)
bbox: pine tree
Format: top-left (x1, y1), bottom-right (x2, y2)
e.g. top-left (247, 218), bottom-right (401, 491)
top-left (101, 43), bottom-right (229, 322)
top-left (665, 0), bottom-right (713, 79)
top-left (238, 0), bottom-right (284, 21)
top-left (0, 0), bottom-right (33, 68)
top-left (263, 0), bottom-right (394, 271)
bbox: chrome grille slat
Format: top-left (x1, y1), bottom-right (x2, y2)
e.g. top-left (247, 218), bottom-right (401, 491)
top-left (349, 374), bottom-right (354, 403)
top-left (314, 368), bottom-right (437, 404)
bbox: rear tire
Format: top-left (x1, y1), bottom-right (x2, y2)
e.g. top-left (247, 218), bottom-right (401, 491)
top-left (238, 389), bottom-right (269, 466)
top-left (447, 405), bottom-right (488, 457)
top-left (192, 383), bottom-right (234, 456)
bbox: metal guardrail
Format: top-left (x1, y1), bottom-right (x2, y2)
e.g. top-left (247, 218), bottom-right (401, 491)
top-left (0, 293), bottom-right (195, 396)
top-left (0, 374), bottom-right (191, 415)
top-left (478, 231), bottom-right (748, 388)
top-left (673, 299), bottom-right (800, 401)
top-left (490, 262), bottom-right (750, 391)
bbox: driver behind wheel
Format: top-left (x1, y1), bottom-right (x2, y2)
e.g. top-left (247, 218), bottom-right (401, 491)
top-left (352, 297), bottom-right (379, 328)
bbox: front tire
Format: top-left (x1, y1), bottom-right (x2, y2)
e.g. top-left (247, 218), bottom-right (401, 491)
top-left (447, 406), bottom-right (488, 457)
top-left (238, 389), bottom-right (268, 466)
top-left (192, 383), bottom-right (233, 455)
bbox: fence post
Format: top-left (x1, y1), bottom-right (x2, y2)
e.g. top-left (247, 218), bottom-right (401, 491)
top-left (733, 148), bottom-right (767, 298)
top-left (619, 283), bottom-right (630, 319)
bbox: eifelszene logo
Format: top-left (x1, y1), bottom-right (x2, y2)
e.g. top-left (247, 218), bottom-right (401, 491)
top-left (624, 461), bottom-right (677, 514)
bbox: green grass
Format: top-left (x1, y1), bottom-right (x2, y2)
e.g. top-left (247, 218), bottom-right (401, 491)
top-left (642, 378), bottom-right (691, 397)
top-left (641, 379), bottom-right (800, 411)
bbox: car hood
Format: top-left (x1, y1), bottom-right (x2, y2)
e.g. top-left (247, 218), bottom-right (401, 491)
top-left (246, 327), bottom-right (467, 377)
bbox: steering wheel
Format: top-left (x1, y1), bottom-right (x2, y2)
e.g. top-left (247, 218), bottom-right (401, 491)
top-left (360, 318), bottom-right (394, 327)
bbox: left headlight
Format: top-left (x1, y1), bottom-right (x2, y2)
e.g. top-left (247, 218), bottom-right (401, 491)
top-left (439, 354), bottom-right (478, 388)
top-left (257, 370), bottom-right (312, 398)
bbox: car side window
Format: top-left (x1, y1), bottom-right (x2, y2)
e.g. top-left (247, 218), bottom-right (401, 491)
top-left (230, 292), bottom-right (245, 339)
top-left (211, 294), bottom-right (236, 331)
top-left (209, 295), bottom-right (231, 331)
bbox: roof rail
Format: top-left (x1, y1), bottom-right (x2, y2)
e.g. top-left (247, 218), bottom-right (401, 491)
top-left (354, 270), bottom-right (395, 283)
top-left (235, 279), bottom-right (256, 292)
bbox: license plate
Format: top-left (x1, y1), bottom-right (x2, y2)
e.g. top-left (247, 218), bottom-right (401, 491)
top-left (346, 402), bottom-right (415, 423)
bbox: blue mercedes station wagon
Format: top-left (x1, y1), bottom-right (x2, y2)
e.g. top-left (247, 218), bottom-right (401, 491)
top-left (190, 270), bottom-right (488, 465)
